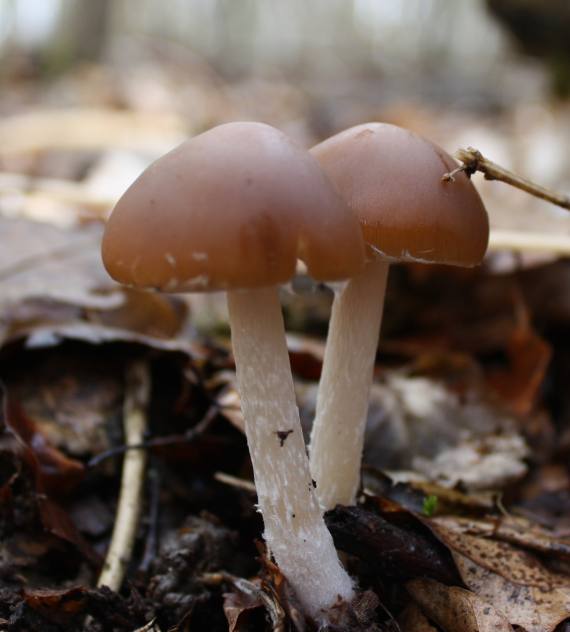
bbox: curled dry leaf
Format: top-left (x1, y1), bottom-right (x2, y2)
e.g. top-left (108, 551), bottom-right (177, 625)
top-left (222, 579), bottom-right (267, 632)
top-left (0, 388), bottom-right (94, 562)
top-left (406, 578), bottom-right (513, 632)
top-left (4, 396), bottom-right (85, 494)
top-left (222, 572), bottom-right (295, 632)
top-left (398, 604), bottom-right (439, 631)
top-left (430, 517), bottom-right (570, 632)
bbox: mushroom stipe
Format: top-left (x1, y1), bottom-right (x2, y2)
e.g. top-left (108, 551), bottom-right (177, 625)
top-left (102, 121), bottom-right (364, 621)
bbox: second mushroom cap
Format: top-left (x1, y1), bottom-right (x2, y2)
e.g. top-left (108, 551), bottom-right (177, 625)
top-left (311, 122), bottom-right (489, 266)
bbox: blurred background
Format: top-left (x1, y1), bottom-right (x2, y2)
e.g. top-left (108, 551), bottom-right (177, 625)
top-left (0, 0), bottom-right (569, 241)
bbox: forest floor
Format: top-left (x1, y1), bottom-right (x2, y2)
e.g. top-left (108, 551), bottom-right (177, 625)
top-left (0, 58), bottom-right (569, 631)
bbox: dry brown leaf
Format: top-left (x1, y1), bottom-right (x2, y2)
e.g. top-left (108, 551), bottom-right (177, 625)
top-left (223, 583), bottom-right (264, 632)
top-left (486, 320), bottom-right (552, 416)
top-left (407, 578), bottom-right (513, 631)
top-left (0, 217), bottom-right (117, 311)
top-left (398, 604), bottom-right (439, 631)
top-left (432, 517), bottom-right (569, 590)
top-left (454, 553), bottom-right (570, 632)
top-left (431, 517), bottom-right (570, 631)
top-left (0, 218), bottom-right (199, 354)
top-left (435, 515), bottom-right (570, 562)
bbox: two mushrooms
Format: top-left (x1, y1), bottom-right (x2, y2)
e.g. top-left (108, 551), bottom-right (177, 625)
top-left (101, 121), bottom-right (489, 621)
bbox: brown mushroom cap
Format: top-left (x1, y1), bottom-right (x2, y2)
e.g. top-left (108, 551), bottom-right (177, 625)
top-left (311, 123), bottom-right (489, 266)
top-left (102, 122), bottom-right (364, 292)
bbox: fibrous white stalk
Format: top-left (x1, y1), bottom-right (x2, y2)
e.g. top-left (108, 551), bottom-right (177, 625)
top-left (310, 259), bottom-right (389, 510)
top-left (227, 286), bottom-right (354, 620)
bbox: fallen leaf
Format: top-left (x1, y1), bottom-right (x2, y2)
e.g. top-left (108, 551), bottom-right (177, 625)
top-left (435, 515), bottom-right (570, 562)
top-left (0, 387), bottom-right (94, 560)
top-left (454, 553), bottom-right (570, 632)
top-left (413, 433), bottom-right (528, 491)
top-left (24, 586), bottom-right (88, 625)
top-left (487, 318), bottom-right (552, 415)
top-left (0, 217), bottom-right (116, 313)
top-left (223, 581), bottom-right (265, 632)
top-left (325, 505), bottom-right (460, 585)
top-left (19, 585), bottom-right (147, 630)
top-left (430, 517), bottom-right (570, 631)
top-left (407, 577), bottom-right (513, 631)
top-left (0, 217), bottom-right (199, 356)
top-left (398, 603), bottom-right (438, 632)
top-left (398, 604), bottom-right (439, 631)
top-left (4, 395), bottom-right (85, 494)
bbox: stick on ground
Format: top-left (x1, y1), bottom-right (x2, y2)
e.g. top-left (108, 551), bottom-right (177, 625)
top-left (97, 360), bottom-right (151, 591)
top-left (442, 147), bottom-right (570, 212)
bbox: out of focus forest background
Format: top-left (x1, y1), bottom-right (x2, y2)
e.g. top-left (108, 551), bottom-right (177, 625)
top-left (1, 2), bottom-right (570, 631)
top-left (1, 0), bottom-right (569, 238)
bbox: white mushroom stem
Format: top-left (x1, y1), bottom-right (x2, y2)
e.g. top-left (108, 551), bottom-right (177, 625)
top-left (310, 259), bottom-right (389, 510)
top-left (227, 286), bottom-right (354, 620)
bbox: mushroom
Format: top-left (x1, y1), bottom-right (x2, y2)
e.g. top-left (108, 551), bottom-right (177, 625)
top-left (101, 122), bottom-right (364, 619)
top-left (309, 122), bottom-right (489, 510)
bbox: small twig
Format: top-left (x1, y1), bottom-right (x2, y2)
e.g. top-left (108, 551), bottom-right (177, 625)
top-left (97, 360), bottom-right (151, 592)
top-left (442, 146), bottom-right (570, 211)
top-left (214, 471), bottom-right (256, 493)
top-left (132, 619), bottom-right (162, 632)
top-left (87, 404), bottom-right (218, 468)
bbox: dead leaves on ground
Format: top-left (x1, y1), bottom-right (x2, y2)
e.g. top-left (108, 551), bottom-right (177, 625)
top-left (406, 579), bottom-right (512, 632)
top-left (0, 215), bottom-right (201, 356)
top-left (0, 130), bottom-right (569, 632)
top-left (428, 516), bottom-right (570, 632)
top-left (337, 484), bottom-right (570, 632)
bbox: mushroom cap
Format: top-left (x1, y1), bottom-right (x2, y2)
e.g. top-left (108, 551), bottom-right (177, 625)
top-left (102, 122), bottom-right (365, 292)
top-left (311, 123), bottom-right (489, 266)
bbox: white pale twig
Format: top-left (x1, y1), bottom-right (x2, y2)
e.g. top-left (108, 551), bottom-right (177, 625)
top-left (98, 361), bottom-right (150, 591)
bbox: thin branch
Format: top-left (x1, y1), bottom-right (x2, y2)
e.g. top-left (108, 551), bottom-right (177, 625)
top-left (442, 147), bottom-right (570, 211)
top-left (87, 403), bottom-right (218, 468)
top-left (214, 471), bottom-right (256, 493)
top-left (97, 360), bottom-right (151, 592)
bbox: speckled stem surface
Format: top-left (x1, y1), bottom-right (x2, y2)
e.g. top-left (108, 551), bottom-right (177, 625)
top-left (227, 286), bottom-right (354, 619)
top-left (310, 259), bottom-right (389, 510)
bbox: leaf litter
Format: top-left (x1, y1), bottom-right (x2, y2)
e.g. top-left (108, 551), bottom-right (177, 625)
top-left (0, 61), bottom-right (570, 632)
